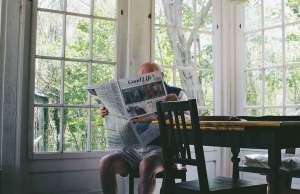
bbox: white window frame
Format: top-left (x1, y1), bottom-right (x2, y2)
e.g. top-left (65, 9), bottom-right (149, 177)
top-left (239, 0), bottom-right (300, 116)
top-left (151, 0), bottom-right (222, 115)
top-left (28, 0), bottom-right (120, 159)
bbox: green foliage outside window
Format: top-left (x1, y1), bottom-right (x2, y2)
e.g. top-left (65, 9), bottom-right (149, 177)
top-left (34, 0), bottom-right (116, 152)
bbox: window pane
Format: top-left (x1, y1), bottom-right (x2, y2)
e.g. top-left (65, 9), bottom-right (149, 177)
top-left (286, 67), bottom-right (300, 105)
top-left (264, 28), bottom-right (282, 66)
top-left (91, 108), bottom-right (107, 150)
top-left (155, 0), bottom-right (166, 25)
top-left (195, 33), bottom-right (213, 69)
top-left (34, 107), bottom-right (60, 152)
top-left (162, 67), bottom-right (173, 85)
top-left (155, 0), bottom-right (214, 114)
top-left (64, 108), bottom-right (88, 152)
top-left (264, 68), bottom-right (283, 106)
top-left (38, 0), bottom-right (64, 10)
top-left (198, 69), bottom-right (214, 108)
top-left (245, 0), bottom-right (262, 31)
top-left (245, 108), bottom-right (262, 116)
top-left (264, 0), bottom-right (282, 28)
top-left (64, 62), bottom-right (88, 105)
top-left (92, 63), bottom-right (115, 83)
top-left (285, 0), bottom-right (300, 23)
top-left (94, 0), bottom-right (116, 18)
top-left (246, 70), bottom-right (263, 106)
top-left (245, 32), bottom-right (263, 68)
top-left (175, 69), bottom-right (182, 88)
top-left (66, 16), bottom-right (90, 59)
top-left (286, 107), bottom-right (300, 115)
top-left (155, 25), bottom-right (174, 65)
top-left (67, 0), bottom-right (91, 14)
top-left (285, 24), bottom-right (300, 63)
top-left (197, 0), bottom-right (213, 31)
top-left (36, 11), bottom-right (63, 57)
top-left (93, 19), bottom-right (116, 62)
top-left (182, 0), bottom-right (193, 29)
top-left (264, 107), bottom-right (283, 115)
top-left (91, 63), bottom-right (115, 105)
top-left (199, 107), bottom-right (214, 116)
top-left (35, 59), bottom-right (61, 104)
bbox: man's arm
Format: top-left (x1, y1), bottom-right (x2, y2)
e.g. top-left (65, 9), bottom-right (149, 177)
top-left (178, 90), bottom-right (188, 101)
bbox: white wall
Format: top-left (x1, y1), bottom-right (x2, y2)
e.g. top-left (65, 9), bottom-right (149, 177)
top-left (0, 0), bottom-right (27, 193)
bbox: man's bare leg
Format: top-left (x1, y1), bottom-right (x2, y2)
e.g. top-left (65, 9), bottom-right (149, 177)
top-left (138, 154), bottom-right (164, 194)
top-left (99, 152), bottom-right (130, 194)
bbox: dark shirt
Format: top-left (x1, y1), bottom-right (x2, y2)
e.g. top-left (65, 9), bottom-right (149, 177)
top-left (149, 83), bottom-right (183, 145)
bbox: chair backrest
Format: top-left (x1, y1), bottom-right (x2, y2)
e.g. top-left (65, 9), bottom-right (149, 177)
top-left (156, 99), bottom-right (209, 192)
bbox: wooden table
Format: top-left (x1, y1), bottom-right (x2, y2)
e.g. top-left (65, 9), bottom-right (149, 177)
top-left (144, 117), bottom-right (300, 194)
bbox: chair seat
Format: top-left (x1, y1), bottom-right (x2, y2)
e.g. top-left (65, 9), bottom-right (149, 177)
top-left (243, 154), bottom-right (300, 171)
top-left (174, 176), bottom-right (267, 194)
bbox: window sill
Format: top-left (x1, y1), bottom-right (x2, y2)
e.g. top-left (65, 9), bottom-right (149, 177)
top-left (31, 150), bottom-right (118, 160)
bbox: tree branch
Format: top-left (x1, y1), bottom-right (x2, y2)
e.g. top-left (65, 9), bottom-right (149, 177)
top-left (187, 0), bottom-right (212, 48)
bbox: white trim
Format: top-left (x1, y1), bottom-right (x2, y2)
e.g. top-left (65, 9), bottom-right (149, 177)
top-left (32, 151), bottom-right (110, 160)
top-left (281, 0), bottom-right (287, 115)
top-left (35, 55), bottom-right (116, 65)
top-left (37, 7), bottom-right (116, 21)
top-left (28, 0), bottom-right (39, 159)
top-left (60, 0), bottom-right (67, 153)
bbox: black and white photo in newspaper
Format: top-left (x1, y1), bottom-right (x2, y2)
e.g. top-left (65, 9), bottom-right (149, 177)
top-left (118, 71), bottom-right (167, 119)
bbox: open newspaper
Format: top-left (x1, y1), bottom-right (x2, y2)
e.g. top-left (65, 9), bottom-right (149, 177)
top-left (87, 71), bottom-right (167, 146)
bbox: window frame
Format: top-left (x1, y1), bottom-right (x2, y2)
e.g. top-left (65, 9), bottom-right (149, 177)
top-left (151, 0), bottom-right (219, 115)
top-left (28, 0), bottom-right (119, 159)
top-left (240, 0), bottom-right (300, 116)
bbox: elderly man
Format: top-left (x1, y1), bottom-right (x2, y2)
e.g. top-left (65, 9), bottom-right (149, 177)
top-left (99, 62), bottom-right (188, 194)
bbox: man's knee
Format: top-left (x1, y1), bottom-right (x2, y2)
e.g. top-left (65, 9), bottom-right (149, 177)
top-left (99, 154), bottom-right (114, 172)
top-left (99, 153), bottom-right (129, 175)
top-left (139, 157), bottom-right (163, 177)
top-left (99, 153), bottom-right (121, 171)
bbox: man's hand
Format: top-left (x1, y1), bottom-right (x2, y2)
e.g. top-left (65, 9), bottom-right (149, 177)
top-left (100, 107), bottom-right (109, 118)
top-left (164, 93), bottom-right (178, 101)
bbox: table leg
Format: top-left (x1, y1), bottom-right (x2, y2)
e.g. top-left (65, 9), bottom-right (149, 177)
top-left (268, 143), bottom-right (281, 194)
top-left (231, 147), bottom-right (240, 181)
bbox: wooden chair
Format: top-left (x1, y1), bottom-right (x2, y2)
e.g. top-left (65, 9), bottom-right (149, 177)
top-left (127, 118), bottom-right (187, 194)
top-left (238, 116), bottom-right (300, 192)
top-left (157, 99), bottom-right (267, 194)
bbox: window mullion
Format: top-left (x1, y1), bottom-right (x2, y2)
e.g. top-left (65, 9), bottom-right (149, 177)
top-left (87, 0), bottom-right (95, 152)
top-left (261, 0), bottom-right (266, 115)
top-left (59, 0), bottom-right (67, 153)
top-left (172, 66), bottom-right (176, 87)
top-left (281, 0), bottom-right (287, 115)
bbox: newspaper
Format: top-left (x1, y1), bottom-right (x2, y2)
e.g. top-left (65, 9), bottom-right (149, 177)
top-left (87, 71), bottom-right (167, 146)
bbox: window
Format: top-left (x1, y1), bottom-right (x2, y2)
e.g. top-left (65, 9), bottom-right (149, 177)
top-left (32, 0), bottom-right (116, 153)
top-left (154, 0), bottom-right (214, 115)
top-left (244, 0), bottom-right (300, 115)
